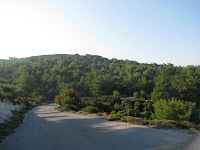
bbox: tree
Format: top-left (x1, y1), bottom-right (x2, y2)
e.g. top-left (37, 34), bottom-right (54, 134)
top-left (16, 74), bottom-right (37, 97)
top-left (151, 65), bottom-right (177, 101)
top-left (0, 84), bottom-right (17, 99)
top-left (152, 98), bottom-right (196, 122)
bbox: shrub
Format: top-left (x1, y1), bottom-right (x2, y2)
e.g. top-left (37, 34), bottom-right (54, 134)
top-left (176, 121), bottom-right (196, 129)
top-left (133, 92), bottom-right (139, 98)
top-left (110, 110), bottom-right (116, 115)
top-left (114, 103), bottom-right (123, 111)
top-left (63, 104), bottom-right (79, 111)
top-left (116, 110), bottom-right (127, 117)
top-left (54, 89), bottom-right (80, 111)
top-left (96, 112), bottom-right (101, 116)
top-left (113, 90), bottom-right (120, 99)
top-left (107, 114), bottom-right (121, 121)
top-left (149, 119), bottom-right (177, 129)
top-left (149, 119), bottom-right (165, 125)
top-left (120, 116), bottom-right (128, 122)
top-left (155, 123), bottom-right (176, 129)
top-left (125, 116), bottom-right (149, 125)
top-left (134, 102), bottom-right (142, 117)
top-left (162, 120), bottom-right (177, 125)
top-left (81, 106), bottom-right (99, 113)
top-left (141, 102), bottom-right (154, 119)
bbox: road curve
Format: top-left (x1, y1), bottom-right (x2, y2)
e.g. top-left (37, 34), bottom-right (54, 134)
top-left (0, 104), bottom-right (194, 150)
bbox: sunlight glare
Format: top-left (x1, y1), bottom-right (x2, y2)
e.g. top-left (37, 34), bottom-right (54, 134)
top-left (0, 0), bottom-right (109, 59)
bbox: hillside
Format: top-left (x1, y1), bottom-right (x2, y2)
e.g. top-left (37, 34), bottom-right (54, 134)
top-left (0, 54), bottom-right (200, 106)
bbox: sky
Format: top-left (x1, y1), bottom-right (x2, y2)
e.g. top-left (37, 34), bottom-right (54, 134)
top-left (0, 0), bottom-right (199, 66)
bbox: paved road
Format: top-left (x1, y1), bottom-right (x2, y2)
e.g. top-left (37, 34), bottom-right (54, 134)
top-left (0, 104), bottom-right (194, 150)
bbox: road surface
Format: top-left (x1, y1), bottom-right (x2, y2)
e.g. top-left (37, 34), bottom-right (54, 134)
top-left (0, 104), bottom-right (194, 150)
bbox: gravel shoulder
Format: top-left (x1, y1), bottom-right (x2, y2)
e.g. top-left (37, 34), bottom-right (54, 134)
top-left (0, 104), bottom-right (195, 150)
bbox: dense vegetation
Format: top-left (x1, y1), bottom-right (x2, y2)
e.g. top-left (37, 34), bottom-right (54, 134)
top-left (0, 54), bottom-right (200, 128)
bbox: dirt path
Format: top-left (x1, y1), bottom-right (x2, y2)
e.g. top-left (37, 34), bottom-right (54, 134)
top-left (0, 104), bottom-right (194, 150)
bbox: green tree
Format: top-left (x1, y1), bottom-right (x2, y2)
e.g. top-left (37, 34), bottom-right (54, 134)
top-left (0, 84), bottom-right (17, 99)
top-left (152, 98), bottom-right (196, 122)
top-left (151, 65), bottom-right (177, 101)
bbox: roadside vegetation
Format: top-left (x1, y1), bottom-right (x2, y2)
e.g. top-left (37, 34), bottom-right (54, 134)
top-left (0, 88), bottom-right (49, 143)
top-left (0, 105), bottom-right (30, 143)
top-left (55, 89), bottom-right (200, 131)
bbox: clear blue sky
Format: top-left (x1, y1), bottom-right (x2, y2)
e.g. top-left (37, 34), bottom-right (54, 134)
top-left (0, 0), bottom-right (199, 66)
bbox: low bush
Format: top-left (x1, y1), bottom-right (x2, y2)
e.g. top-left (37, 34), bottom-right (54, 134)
top-left (81, 106), bottom-right (99, 113)
top-left (176, 121), bottom-right (196, 129)
top-left (123, 116), bottom-right (149, 125)
top-left (110, 110), bottom-right (116, 115)
top-left (162, 120), bottom-right (177, 125)
top-left (107, 114), bottom-right (121, 121)
top-left (55, 89), bottom-right (81, 111)
top-left (155, 123), bottom-right (176, 129)
top-left (54, 106), bottom-right (65, 112)
top-left (119, 116), bottom-right (127, 122)
top-left (116, 110), bottom-right (127, 117)
top-left (149, 119), bottom-right (165, 125)
top-left (63, 104), bottom-right (79, 111)
top-left (96, 112), bottom-right (101, 116)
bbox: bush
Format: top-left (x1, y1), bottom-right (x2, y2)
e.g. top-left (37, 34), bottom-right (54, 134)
top-left (113, 90), bottom-right (120, 99)
top-left (155, 123), bottom-right (176, 129)
top-left (149, 119), bottom-right (177, 129)
top-left (107, 114), bottom-right (121, 121)
top-left (162, 120), bottom-right (177, 125)
top-left (120, 116), bottom-right (128, 122)
top-left (176, 121), bottom-right (196, 129)
top-left (55, 89), bottom-right (80, 111)
top-left (63, 104), bottom-right (79, 111)
top-left (149, 119), bottom-right (164, 125)
top-left (110, 110), bottom-right (116, 115)
top-left (81, 106), bottom-right (99, 113)
top-left (124, 116), bottom-right (149, 125)
top-left (116, 110), bottom-right (127, 117)
top-left (96, 112), bottom-right (101, 116)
